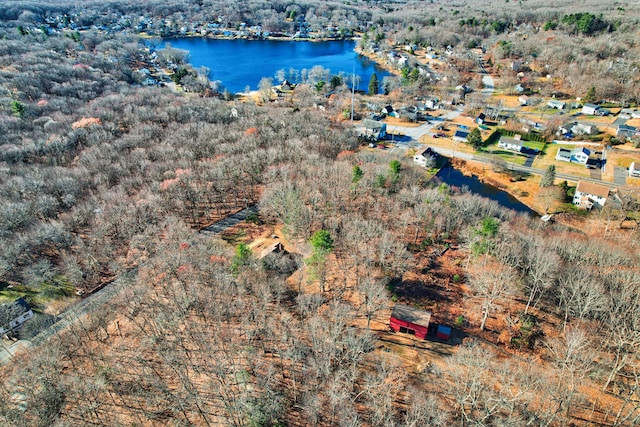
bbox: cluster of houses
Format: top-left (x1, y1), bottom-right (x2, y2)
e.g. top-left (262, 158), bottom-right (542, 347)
top-left (37, 10), bottom-right (360, 40)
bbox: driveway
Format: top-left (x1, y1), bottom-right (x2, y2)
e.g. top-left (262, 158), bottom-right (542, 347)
top-left (589, 168), bottom-right (602, 180)
top-left (614, 167), bottom-right (628, 186)
top-left (201, 205), bottom-right (258, 234)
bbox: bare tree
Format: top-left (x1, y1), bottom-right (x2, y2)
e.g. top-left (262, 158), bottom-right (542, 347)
top-left (468, 256), bottom-right (519, 331)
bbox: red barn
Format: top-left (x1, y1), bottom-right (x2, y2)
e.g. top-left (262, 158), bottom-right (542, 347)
top-left (390, 304), bottom-right (432, 339)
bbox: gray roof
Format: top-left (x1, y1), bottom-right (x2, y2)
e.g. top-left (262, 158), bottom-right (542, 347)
top-left (391, 304), bottom-right (432, 326)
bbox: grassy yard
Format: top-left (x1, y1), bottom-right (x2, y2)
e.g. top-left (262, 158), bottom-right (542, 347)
top-left (0, 277), bottom-right (76, 310)
top-left (522, 140), bottom-right (547, 152)
top-left (482, 148), bottom-right (529, 165)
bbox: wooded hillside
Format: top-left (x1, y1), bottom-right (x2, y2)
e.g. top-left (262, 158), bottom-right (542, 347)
top-left (0, 1), bottom-right (639, 426)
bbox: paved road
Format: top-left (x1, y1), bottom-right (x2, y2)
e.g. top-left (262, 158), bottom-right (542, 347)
top-left (428, 146), bottom-right (629, 189)
top-left (386, 109), bottom-right (463, 141)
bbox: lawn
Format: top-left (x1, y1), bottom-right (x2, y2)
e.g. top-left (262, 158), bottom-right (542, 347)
top-left (522, 140), bottom-right (547, 152)
top-left (483, 149), bottom-right (529, 165)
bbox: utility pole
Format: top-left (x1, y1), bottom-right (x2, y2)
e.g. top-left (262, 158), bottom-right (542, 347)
top-left (351, 64), bottom-right (355, 122)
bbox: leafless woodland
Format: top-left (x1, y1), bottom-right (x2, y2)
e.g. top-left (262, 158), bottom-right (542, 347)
top-left (0, 1), bottom-right (639, 426)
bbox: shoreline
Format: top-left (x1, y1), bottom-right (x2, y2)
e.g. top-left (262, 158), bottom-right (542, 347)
top-left (159, 33), bottom-right (402, 94)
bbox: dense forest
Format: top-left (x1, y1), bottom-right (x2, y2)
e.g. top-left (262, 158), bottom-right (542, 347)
top-left (0, 1), bottom-right (639, 426)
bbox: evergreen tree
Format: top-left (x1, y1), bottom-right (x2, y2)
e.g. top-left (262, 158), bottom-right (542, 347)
top-left (352, 165), bottom-right (364, 183)
top-left (467, 128), bottom-right (483, 148)
top-left (368, 72), bottom-right (379, 95)
top-left (584, 86), bottom-right (596, 103)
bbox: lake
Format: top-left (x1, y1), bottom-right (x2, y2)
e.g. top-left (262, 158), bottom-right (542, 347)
top-left (435, 166), bottom-right (535, 215)
top-left (163, 38), bottom-right (391, 93)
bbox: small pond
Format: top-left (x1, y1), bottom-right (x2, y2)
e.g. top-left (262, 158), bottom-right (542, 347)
top-left (434, 166), bottom-right (535, 215)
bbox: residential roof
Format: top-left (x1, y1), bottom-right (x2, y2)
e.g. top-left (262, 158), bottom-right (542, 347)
top-left (362, 118), bottom-right (384, 130)
top-left (576, 180), bottom-right (610, 199)
top-left (418, 147), bottom-right (437, 158)
top-left (499, 136), bottom-right (523, 147)
top-left (583, 103), bottom-right (599, 109)
top-left (454, 130), bottom-right (469, 139)
top-left (618, 124), bottom-right (637, 131)
top-left (574, 147), bottom-right (591, 156)
top-left (391, 304), bottom-right (432, 326)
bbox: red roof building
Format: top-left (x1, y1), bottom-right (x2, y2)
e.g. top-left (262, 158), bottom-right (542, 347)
top-left (390, 304), bottom-right (432, 339)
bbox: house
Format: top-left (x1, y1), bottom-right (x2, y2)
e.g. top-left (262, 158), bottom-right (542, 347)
top-left (555, 147), bottom-right (591, 165)
top-left (361, 119), bottom-right (387, 141)
top-left (0, 298), bottom-right (34, 336)
top-left (258, 241), bottom-right (284, 259)
top-left (424, 98), bottom-right (439, 110)
top-left (381, 105), bottom-right (394, 116)
top-left (547, 99), bottom-right (566, 109)
top-left (582, 103), bottom-right (600, 115)
top-left (570, 147), bottom-right (591, 164)
top-left (555, 147), bottom-right (572, 162)
top-left (515, 84), bottom-right (525, 94)
top-left (476, 113), bottom-right (486, 124)
top-left (390, 304), bottom-right (431, 339)
top-left (498, 136), bottom-right (523, 152)
top-left (559, 122), bottom-right (597, 136)
top-left (518, 95), bottom-right (529, 106)
top-left (453, 129), bottom-right (469, 143)
top-left (280, 80), bottom-right (295, 91)
top-left (630, 162), bottom-right (640, 178)
top-left (572, 122), bottom-right (597, 135)
top-left (617, 124), bottom-right (639, 140)
top-left (572, 180), bottom-right (610, 209)
top-left (619, 108), bottom-right (635, 119)
top-left (413, 147), bottom-right (438, 168)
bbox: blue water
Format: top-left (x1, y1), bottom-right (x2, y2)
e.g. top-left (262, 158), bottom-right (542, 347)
top-left (163, 38), bottom-right (391, 93)
top-left (435, 166), bottom-right (534, 214)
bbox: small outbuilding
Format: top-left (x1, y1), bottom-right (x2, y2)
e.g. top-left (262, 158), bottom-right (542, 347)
top-left (390, 304), bottom-right (431, 339)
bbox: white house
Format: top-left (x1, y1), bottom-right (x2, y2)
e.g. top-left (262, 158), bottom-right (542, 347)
top-left (555, 147), bottom-right (591, 165)
top-left (570, 147), bottom-right (591, 164)
top-left (559, 122), bottom-right (597, 136)
top-left (518, 95), bottom-right (529, 106)
top-left (572, 122), bottom-right (597, 135)
top-left (0, 298), bottom-right (33, 336)
top-left (424, 98), bottom-right (439, 110)
top-left (619, 108), bottom-right (635, 119)
top-left (498, 136), bottom-right (523, 152)
top-left (413, 147), bottom-right (438, 168)
top-left (582, 103), bottom-right (600, 115)
top-left (630, 162), bottom-right (640, 178)
top-left (572, 180), bottom-right (610, 209)
top-left (547, 99), bottom-right (566, 109)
